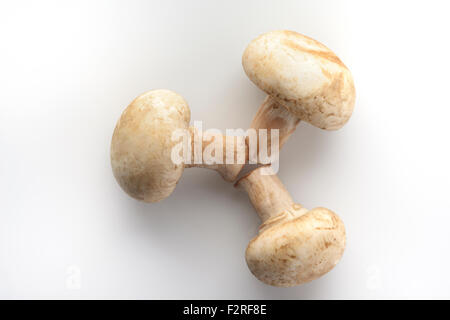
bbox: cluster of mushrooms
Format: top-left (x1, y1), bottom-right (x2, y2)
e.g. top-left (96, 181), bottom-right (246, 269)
top-left (111, 30), bottom-right (356, 287)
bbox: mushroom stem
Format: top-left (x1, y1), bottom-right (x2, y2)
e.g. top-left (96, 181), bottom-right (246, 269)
top-left (230, 96), bottom-right (302, 178)
top-left (236, 166), bottom-right (296, 222)
top-left (250, 96), bottom-right (301, 152)
top-left (182, 96), bottom-right (301, 182)
top-left (184, 127), bottom-right (247, 182)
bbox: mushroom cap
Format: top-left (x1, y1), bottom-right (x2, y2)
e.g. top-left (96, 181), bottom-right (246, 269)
top-left (111, 89), bottom-right (190, 202)
top-left (246, 206), bottom-right (346, 287)
top-left (242, 30), bottom-right (355, 130)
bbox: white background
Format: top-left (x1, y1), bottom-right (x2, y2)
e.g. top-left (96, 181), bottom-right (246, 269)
top-left (1, 0), bottom-right (449, 299)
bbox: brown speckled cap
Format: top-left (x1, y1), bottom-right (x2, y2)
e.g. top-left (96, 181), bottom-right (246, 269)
top-left (110, 89), bottom-right (190, 202)
top-left (246, 206), bottom-right (346, 287)
top-left (242, 30), bottom-right (355, 130)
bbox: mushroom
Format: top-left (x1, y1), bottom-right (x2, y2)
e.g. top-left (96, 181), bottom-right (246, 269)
top-left (111, 89), bottom-right (245, 202)
top-left (235, 166), bottom-right (346, 287)
top-left (241, 30), bottom-right (356, 160)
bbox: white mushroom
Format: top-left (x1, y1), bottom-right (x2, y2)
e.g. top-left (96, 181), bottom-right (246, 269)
top-left (242, 30), bottom-right (356, 152)
top-left (111, 89), bottom-right (244, 202)
top-left (235, 166), bottom-right (346, 287)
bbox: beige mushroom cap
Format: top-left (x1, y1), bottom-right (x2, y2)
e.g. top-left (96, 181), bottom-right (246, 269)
top-left (246, 206), bottom-right (346, 287)
top-left (111, 89), bottom-right (190, 202)
top-left (242, 30), bottom-right (355, 130)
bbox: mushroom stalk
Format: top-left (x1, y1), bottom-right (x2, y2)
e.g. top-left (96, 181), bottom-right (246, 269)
top-left (231, 96), bottom-right (301, 177)
top-left (250, 96), bottom-right (301, 153)
top-left (236, 168), bottom-right (296, 223)
top-left (183, 95), bottom-right (302, 180)
top-left (184, 127), bottom-right (247, 181)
